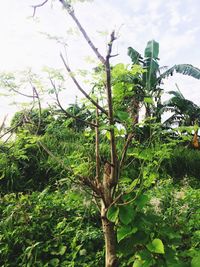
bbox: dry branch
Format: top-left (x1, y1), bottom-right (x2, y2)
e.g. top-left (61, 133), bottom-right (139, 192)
top-left (49, 77), bottom-right (98, 128)
top-left (59, 0), bottom-right (106, 64)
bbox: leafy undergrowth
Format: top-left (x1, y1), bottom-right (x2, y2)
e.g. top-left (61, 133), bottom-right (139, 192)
top-left (0, 178), bottom-right (199, 267)
top-left (0, 189), bottom-right (103, 267)
top-left (110, 178), bottom-right (200, 267)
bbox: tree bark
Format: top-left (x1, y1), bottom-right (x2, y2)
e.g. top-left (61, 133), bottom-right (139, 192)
top-left (101, 163), bottom-right (118, 267)
top-left (101, 202), bottom-right (118, 267)
top-left (101, 217), bottom-right (118, 267)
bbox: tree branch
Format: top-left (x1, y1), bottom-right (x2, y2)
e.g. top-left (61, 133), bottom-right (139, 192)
top-left (3, 79), bottom-right (35, 98)
top-left (0, 122), bottom-right (22, 139)
top-left (60, 53), bottom-right (108, 115)
top-left (49, 77), bottom-right (98, 128)
top-left (105, 31), bottom-right (118, 187)
top-left (38, 140), bottom-right (102, 197)
top-left (95, 102), bottom-right (100, 179)
top-left (59, 0), bottom-right (106, 64)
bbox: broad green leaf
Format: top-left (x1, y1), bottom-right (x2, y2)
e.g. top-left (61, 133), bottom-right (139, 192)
top-left (147, 238), bottom-right (165, 254)
top-left (133, 259), bottom-right (143, 267)
top-left (152, 239), bottom-right (164, 254)
top-left (116, 110), bottom-right (129, 121)
top-left (191, 254), bottom-right (200, 267)
top-left (59, 245), bottom-right (67, 255)
top-left (106, 131), bottom-right (111, 141)
top-left (143, 58), bottom-right (159, 89)
top-left (144, 97), bottom-right (154, 104)
top-left (128, 47), bottom-right (141, 65)
top-left (107, 206), bottom-right (119, 222)
top-left (144, 40), bottom-right (159, 59)
top-left (159, 64), bottom-right (200, 81)
top-left (135, 194), bottom-right (149, 209)
top-left (117, 225), bottom-right (138, 242)
top-left (127, 179), bottom-right (139, 193)
top-left (119, 205), bottom-right (135, 225)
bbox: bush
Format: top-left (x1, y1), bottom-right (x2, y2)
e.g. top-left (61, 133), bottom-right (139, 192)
top-left (0, 189), bottom-right (103, 267)
top-left (115, 178), bottom-right (200, 266)
top-left (163, 146), bottom-right (200, 183)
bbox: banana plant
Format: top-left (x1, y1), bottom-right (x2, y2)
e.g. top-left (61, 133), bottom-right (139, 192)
top-left (162, 89), bottom-right (200, 127)
top-left (162, 89), bottom-right (200, 148)
top-left (128, 40), bottom-right (200, 120)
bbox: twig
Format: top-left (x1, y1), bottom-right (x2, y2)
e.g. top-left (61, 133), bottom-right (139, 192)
top-left (0, 122), bottom-right (22, 139)
top-left (3, 79), bottom-right (35, 98)
top-left (38, 140), bottom-right (102, 196)
top-left (0, 116), bottom-right (7, 133)
top-left (110, 54), bottom-right (119, 58)
top-left (32, 0), bottom-right (49, 17)
top-left (119, 133), bottom-right (134, 168)
top-left (60, 53), bottom-right (108, 115)
top-left (38, 140), bottom-right (82, 182)
top-left (31, 85), bottom-right (42, 135)
top-left (49, 77), bottom-right (98, 128)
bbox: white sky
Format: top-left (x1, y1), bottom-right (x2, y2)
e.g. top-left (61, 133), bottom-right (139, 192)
top-left (0, 0), bottom-right (200, 123)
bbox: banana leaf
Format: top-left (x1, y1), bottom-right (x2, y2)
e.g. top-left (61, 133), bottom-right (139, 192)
top-left (127, 47), bottom-right (141, 65)
top-left (158, 64), bottom-right (200, 82)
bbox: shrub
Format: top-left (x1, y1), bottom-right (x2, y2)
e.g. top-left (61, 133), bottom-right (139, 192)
top-left (0, 189), bottom-right (103, 267)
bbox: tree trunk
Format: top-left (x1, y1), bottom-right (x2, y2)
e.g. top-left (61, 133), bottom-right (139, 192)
top-left (101, 162), bottom-right (118, 267)
top-left (101, 205), bottom-right (118, 267)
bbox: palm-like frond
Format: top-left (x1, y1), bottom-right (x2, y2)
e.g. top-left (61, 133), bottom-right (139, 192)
top-left (162, 90), bottom-right (200, 126)
top-left (158, 64), bottom-right (200, 81)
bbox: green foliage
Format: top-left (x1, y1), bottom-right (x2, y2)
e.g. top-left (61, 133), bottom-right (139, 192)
top-left (0, 110), bottom-right (97, 193)
top-left (0, 190), bottom-right (103, 267)
top-left (0, 133), bottom-right (52, 193)
top-left (146, 238), bottom-right (164, 254)
top-left (10, 108), bottom-right (55, 135)
top-left (117, 178), bottom-right (200, 266)
top-left (164, 146), bottom-right (200, 182)
top-left (162, 90), bottom-right (200, 127)
top-left (160, 64), bottom-right (200, 81)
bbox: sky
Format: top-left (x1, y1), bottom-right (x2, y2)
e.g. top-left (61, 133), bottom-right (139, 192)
top-left (0, 0), bottom-right (200, 123)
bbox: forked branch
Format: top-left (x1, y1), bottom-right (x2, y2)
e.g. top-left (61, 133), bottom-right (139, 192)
top-left (32, 0), bottom-right (49, 17)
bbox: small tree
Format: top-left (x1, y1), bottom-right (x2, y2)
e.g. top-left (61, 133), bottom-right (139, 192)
top-left (30, 1), bottom-right (141, 266)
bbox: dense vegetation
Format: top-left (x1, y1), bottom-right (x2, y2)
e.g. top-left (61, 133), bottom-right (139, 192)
top-left (0, 1), bottom-right (200, 266)
top-left (0, 118), bottom-right (200, 266)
